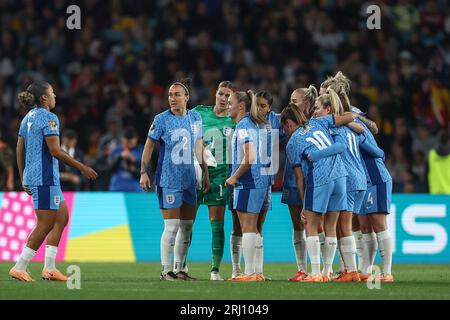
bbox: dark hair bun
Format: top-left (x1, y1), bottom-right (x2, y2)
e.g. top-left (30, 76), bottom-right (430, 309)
top-left (18, 91), bottom-right (35, 108)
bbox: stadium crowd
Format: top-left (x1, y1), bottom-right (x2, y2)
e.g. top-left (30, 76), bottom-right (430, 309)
top-left (0, 0), bottom-right (449, 193)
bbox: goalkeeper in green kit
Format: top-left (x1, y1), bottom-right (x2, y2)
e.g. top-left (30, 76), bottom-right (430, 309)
top-left (192, 81), bottom-right (236, 280)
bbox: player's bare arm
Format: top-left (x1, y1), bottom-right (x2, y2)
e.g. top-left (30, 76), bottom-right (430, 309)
top-left (45, 135), bottom-right (97, 180)
top-left (140, 137), bottom-right (155, 191)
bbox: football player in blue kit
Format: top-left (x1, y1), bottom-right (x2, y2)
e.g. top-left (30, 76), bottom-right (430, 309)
top-left (284, 86), bottom-right (318, 281)
top-left (282, 100), bottom-right (357, 282)
top-left (11, 82), bottom-right (97, 282)
top-left (226, 90), bottom-right (272, 282)
top-left (325, 72), bottom-right (394, 282)
top-left (140, 78), bottom-right (210, 281)
top-left (312, 89), bottom-right (384, 282)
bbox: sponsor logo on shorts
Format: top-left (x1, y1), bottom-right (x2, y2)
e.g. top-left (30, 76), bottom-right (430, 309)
top-left (54, 196), bottom-right (61, 205)
top-left (166, 194), bottom-right (175, 204)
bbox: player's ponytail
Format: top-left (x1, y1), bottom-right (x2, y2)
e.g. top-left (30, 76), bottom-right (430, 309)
top-left (304, 85), bottom-right (318, 115)
top-left (17, 81), bottom-right (51, 109)
top-left (333, 71), bottom-right (351, 95)
top-left (327, 88), bottom-right (344, 115)
top-left (18, 91), bottom-right (36, 108)
top-left (331, 71), bottom-right (352, 112)
top-left (317, 88), bottom-right (343, 116)
top-left (233, 90), bottom-right (268, 125)
top-left (280, 103), bottom-right (307, 127)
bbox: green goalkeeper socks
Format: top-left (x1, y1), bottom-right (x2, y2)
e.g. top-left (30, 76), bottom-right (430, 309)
top-left (211, 220), bottom-right (225, 272)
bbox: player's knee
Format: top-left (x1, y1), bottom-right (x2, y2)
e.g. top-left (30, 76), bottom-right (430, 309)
top-left (164, 220), bottom-right (180, 234)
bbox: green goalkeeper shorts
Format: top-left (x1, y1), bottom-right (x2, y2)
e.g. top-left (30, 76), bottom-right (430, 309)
top-left (197, 176), bottom-right (228, 206)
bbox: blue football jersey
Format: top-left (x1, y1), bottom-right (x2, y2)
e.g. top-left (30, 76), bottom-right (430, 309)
top-left (18, 107), bottom-right (60, 186)
top-left (286, 118), bottom-right (347, 188)
top-left (356, 118), bottom-right (391, 186)
top-left (266, 111), bottom-right (287, 144)
top-left (330, 126), bottom-right (367, 191)
top-left (266, 111), bottom-right (285, 186)
top-left (231, 116), bottom-right (272, 189)
top-left (148, 109), bottom-right (203, 189)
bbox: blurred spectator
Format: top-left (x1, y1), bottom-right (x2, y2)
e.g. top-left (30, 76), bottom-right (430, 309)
top-left (387, 142), bottom-right (411, 193)
top-left (0, 0), bottom-right (448, 192)
top-left (412, 150), bottom-right (427, 193)
top-left (428, 131), bottom-right (450, 194)
top-left (109, 127), bottom-right (144, 192)
top-left (60, 129), bottom-right (85, 191)
top-left (412, 122), bottom-right (438, 157)
top-left (0, 132), bottom-right (14, 191)
top-left (91, 137), bottom-right (116, 191)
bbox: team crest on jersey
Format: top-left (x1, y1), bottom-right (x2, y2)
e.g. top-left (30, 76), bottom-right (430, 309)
top-left (223, 126), bottom-right (232, 136)
top-left (49, 121), bottom-right (58, 131)
top-left (54, 196), bottom-right (61, 205)
top-left (166, 194), bottom-right (175, 204)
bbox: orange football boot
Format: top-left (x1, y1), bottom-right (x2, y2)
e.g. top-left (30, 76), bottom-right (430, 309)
top-left (256, 274), bottom-right (272, 281)
top-left (333, 271), bottom-right (361, 282)
top-left (300, 274), bottom-right (323, 282)
top-left (230, 274), bottom-right (258, 282)
top-left (379, 274), bottom-right (394, 282)
top-left (322, 273), bottom-right (332, 282)
top-left (9, 267), bottom-right (34, 282)
top-left (359, 273), bottom-right (372, 281)
top-left (289, 270), bottom-right (308, 281)
top-left (42, 269), bottom-right (69, 281)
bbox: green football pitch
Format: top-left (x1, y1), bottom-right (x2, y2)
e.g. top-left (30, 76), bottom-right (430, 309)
top-left (0, 263), bottom-right (449, 300)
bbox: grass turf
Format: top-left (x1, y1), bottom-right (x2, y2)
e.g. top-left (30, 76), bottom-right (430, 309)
top-left (0, 262), bottom-right (449, 300)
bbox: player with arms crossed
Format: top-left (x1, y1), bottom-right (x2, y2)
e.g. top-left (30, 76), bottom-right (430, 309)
top-left (11, 81), bottom-right (97, 282)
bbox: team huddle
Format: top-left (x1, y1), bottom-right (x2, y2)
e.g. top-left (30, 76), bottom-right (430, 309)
top-left (140, 71), bottom-right (393, 283)
top-left (9, 72), bottom-right (393, 284)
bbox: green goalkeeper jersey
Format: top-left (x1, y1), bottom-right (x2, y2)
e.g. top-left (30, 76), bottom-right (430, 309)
top-left (192, 105), bottom-right (235, 178)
